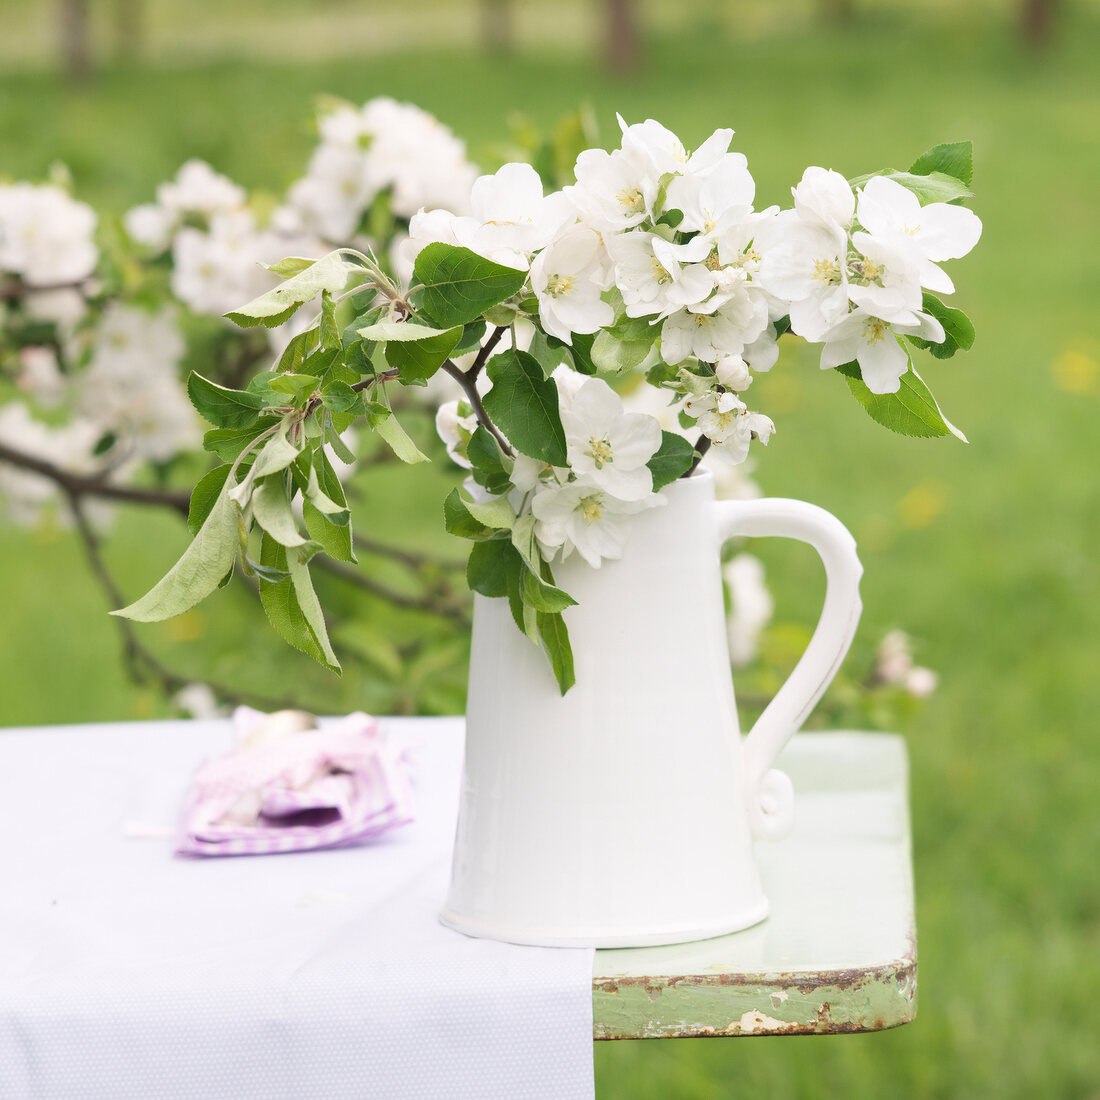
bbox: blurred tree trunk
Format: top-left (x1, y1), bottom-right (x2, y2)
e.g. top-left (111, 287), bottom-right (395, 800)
top-left (113, 0), bottom-right (144, 62)
top-left (58, 0), bottom-right (91, 81)
top-left (482, 0), bottom-right (514, 55)
top-left (1020, 0), bottom-right (1059, 47)
top-left (820, 0), bottom-right (855, 22)
top-left (605, 0), bottom-right (640, 76)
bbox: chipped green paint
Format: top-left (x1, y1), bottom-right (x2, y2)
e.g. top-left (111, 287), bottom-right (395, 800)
top-left (593, 959), bottom-right (917, 1039)
top-left (590, 733), bottom-right (918, 1039)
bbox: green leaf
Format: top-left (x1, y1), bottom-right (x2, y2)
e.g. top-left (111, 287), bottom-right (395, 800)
top-left (187, 372), bottom-right (262, 428)
top-left (466, 425), bottom-right (511, 495)
top-left (112, 481), bottom-right (239, 622)
top-left (411, 243), bottom-right (527, 329)
top-left (251, 475), bottom-right (309, 547)
top-left (647, 431), bottom-right (694, 490)
top-left (302, 451), bottom-right (355, 562)
top-left (443, 488), bottom-right (493, 540)
top-left (521, 569), bottom-right (575, 613)
top-left (274, 327), bottom-right (318, 375)
top-left (453, 321), bottom-right (487, 355)
top-left (257, 535), bottom-right (341, 673)
top-left (357, 319), bottom-right (461, 342)
top-left (909, 141), bottom-right (973, 188)
top-left (187, 463), bottom-right (231, 535)
top-left (908, 293), bottom-right (975, 359)
top-left (228, 428), bottom-right (301, 508)
top-left (287, 544), bottom-right (340, 673)
top-left (837, 360), bottom-right (967, 441)
top-left (203, 423), bottom-right (268, 463)
top-left (268, 372), bottom-right (319, 403)
top-left (384, 325), bottom-right (462, 383)
top-left (262, 256), bottom-right (316, 278)
top-left (483, 349), bottom-right (567, 465)
top-left (373, 409), bottom-right (429, 464)
top-left (591, 327), bottom-right (656, 375)
top-left (564, 332), bottom-right (597, 375)
top-left (462, 491), bottom-right (514, 531)
top-left (537, 611), bottom-right (575, 695)
top-left (225, 251), bottom-right (354, 329)
top-left (320, 289), bottom-right (340, 349)
top-left (320, 380), bottom-right (366, 414)
top-left (878, 170), bottom-right (973, 206)
top-left (466, 537), bottom-right (520, 598)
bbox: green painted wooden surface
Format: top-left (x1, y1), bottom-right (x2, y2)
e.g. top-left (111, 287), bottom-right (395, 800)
top-left (592, 733), bottom-right (916, 1039)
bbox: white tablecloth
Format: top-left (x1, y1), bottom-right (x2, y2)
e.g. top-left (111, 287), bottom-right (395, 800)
top-left (0, 718), bottom-right (595, 1100)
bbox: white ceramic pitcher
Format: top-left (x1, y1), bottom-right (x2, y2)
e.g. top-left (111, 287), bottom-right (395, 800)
top-left (441, 468), bottom-right (863, 948)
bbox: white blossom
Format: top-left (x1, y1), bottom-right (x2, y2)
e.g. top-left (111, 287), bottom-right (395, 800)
top-left (661, 290), bottom-right (770, 365)
top-left (0, 182), bottom-right (98, 287)
top-left (435, 400), bottom-right (478, 468)
top-left (559, 377), bottom-right (661, 501)
top-left (530, 229), bottom-right (613, 343)
top-left (818, 308), bottom-right (944, 394)
top-left (724, 554), bottom-right (773, 666)
top-left (856, 175), bottom-right (982, 295)
top-left (79, 304), bottom-right (198, 462)
top-left (531, 475), bottom-right (664, 568)
top-left (607, 231), bottom-right (712, 319)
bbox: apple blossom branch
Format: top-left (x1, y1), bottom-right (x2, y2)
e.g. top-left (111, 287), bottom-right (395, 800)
top-left (0, 439), bottom-right (472, 708)
top-left (440, 325), bottom-right (513, 457)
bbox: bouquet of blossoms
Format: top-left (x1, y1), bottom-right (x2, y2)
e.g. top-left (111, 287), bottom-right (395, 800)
top-left (105, 115), bottom-right (981, 693)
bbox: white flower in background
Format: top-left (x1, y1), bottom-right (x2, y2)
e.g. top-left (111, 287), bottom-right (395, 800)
top-left (559, 377), bottom-right (662, 501)
top-left (359, 98), bottom-right (477, 218)
top-left (80, 305), bottom-right (198, 462)
top-left (0, 182), bottom-right (98, 286)
top-left (530, 229), bottom-right (613, 343)
top-left (123, 203), bottom-right (175, 252)
top-left (818, 308), bottom-right (944, 394)
top-left (724, 554), bottom-right (773, 667)
top-left (287, 98), bottom-right (478, 243)
top-left (158, 159), bottom-right (246, 219)
top-left (15, 346), bottom-right (65, 406)
top-left (792, 166), bottom-right (855, 234)
top-left (856, 175), bottom-right (982, 295)
top-left (874, 630), bottom-right (938, 699)
top-left (607, 231), bottom-right (712, 319)
top-left (661, 288), bottom-right (770, 365)
top-left (435, 400), bottom-right (478, 468)
top-left (288, 143), bottom-right (377, 243)
top-left (531, 476), bottom-right (663, 568)
top-left (0, 402), bottom-right (103, 526)
top-left (21, 286), bottom-right (88, 328)
top-left (171, 211), bottom-right (290, 317)
top-left (173, 683), bottom-right (229, 720)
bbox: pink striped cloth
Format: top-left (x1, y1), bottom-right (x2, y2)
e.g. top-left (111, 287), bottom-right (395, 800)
top-left (176, 708), bottom-right (415, 857)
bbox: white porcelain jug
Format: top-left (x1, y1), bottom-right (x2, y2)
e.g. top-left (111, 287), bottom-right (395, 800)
top-left (441, 468), bottom-right (863, 947)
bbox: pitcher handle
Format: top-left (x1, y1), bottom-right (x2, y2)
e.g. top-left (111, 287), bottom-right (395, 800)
top-left (714, 498), bottom-right (863, 840)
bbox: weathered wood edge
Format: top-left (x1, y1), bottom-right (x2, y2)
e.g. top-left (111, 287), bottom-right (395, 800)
top-left (592, 951), bottom-right (918, 1039)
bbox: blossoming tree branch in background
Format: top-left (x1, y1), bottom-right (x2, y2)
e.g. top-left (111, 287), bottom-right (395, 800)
top-left (0, 101), bottom-right (974, 712)
top-left (105, 114), bottom-right (980, 693)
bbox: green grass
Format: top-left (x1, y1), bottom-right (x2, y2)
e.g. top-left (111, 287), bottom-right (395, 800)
top-left (2, 6), bottom-right (1099, 1097)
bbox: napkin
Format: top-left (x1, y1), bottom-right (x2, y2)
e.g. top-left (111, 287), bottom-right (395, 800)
top-left (177, 707), bottom-right (414, 856)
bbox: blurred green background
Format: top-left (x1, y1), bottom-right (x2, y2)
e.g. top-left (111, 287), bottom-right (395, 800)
top-left (1, 0), bottom-right (1098, 1096)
